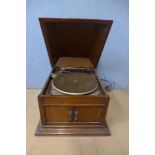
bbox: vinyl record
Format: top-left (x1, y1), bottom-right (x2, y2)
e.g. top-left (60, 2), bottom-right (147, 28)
top-left (52, 72), bottom-right (98, 95)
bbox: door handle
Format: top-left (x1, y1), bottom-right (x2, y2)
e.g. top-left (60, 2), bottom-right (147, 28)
top-left (74, 111), bottom-right (79, 121)
top-left (68, 111), bottom-right (74, 121)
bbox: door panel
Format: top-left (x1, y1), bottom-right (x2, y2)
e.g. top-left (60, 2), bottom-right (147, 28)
top-left (45, 106), bottom-right (73, 123)
top-left (74, 106), bottom-right (105, 123)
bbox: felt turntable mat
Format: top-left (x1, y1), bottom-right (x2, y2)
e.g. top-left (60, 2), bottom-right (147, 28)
top-left (52, 72), bottom-right (98, 95)
top-left (27, 89), bottom-right (129, 155)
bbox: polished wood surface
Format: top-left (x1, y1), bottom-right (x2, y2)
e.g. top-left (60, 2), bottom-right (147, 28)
top-left (35, 121), bottom-right (110, 136)
top-left (36, 69), bottom-right (110, 135)
top-left (74, 106), bottom-right (105, 122)
top-left (39, 18), bottom-right (113, 67)
top-left (55, 57), bottom-right (94, 68)
top-left (27, 89), bottom-right (128, 155)
top-left (36, 18), bottom-right (112, 135)
top-left (45, 106), bottom-right (73, 122)
top-left (43, 105), bottom-right (106, 123)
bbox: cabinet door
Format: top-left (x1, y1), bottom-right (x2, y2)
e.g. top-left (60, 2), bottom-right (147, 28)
top-left (44, 106), bottom-right (74, 123)
top-left (74, 106), bottom-right (106, 123)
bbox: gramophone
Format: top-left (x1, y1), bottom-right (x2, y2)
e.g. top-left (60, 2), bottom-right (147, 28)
top-left (35, 18), bottom-right (113, 136)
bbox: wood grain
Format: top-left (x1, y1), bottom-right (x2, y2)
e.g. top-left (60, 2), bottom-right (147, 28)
top-left (37, 69), bottom-right (110, 135)
top-left (37, 18), bottom-right (113, 136)
top-left (39, 18), bottom-right (113, 67)
top-left (55, 57), bottom-right (94, 68)
top-left (27, 89), bottom-right (129, 155)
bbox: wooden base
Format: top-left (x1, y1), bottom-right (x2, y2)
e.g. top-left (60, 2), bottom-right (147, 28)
top-left (35, 121), bottom-right (111, 136)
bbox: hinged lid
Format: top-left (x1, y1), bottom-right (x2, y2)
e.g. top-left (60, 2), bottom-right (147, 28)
top-left (39, 18), bottom-right (113, 68)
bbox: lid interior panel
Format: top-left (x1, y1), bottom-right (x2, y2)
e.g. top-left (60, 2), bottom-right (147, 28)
top-left (39, 18), bottom-right (113, 67)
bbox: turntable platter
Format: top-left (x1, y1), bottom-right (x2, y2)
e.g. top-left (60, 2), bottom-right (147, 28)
top-left (52, 72), bottom-right (98, 95)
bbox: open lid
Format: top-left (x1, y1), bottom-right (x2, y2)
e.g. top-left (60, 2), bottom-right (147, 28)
top-left (39, 18), bottom-right (113, 68)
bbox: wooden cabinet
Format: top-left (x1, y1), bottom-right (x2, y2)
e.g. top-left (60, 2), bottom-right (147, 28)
top-left (44, 105), bottom-right (106, 123)
top-left (35, 18), bottom-right (113, 136)
top-left (74, 106), bottom-right (105, 123)
top-left (36, 92), bottom-right (110, 136)
top-left (45, 106), bottom-right (73, 122)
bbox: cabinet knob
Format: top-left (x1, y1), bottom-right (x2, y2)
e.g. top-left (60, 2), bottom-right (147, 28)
top-left (69, 111), bottom-right (74, 121)
top-left (74, 111), bottom-right (79, 121)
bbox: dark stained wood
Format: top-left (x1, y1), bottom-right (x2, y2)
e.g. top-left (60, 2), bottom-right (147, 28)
top-left (74, 106), bottom-right (105, 122)
top-left (38, 96), bottom-right (46, 125)
top-left (36, 69), bottom-right (110, 135)
top-left (45, 106), bottom-right (74, 123)
top-left (36, 18), bottom-right (112, 136)
top-left (55, 57), bottom-right (94, 68)
top-left (43, 105), bottom-right (107, 124)
top-left (39, 18), bottom-right (113, 68)
top-left (35, 121), bottom-right (111, 136)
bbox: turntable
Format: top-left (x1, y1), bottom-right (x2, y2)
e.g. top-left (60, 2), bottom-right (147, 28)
top-left (51, 67), bottom-right (99, 95)
top-left (35, 18), bottom-right (113, 136)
